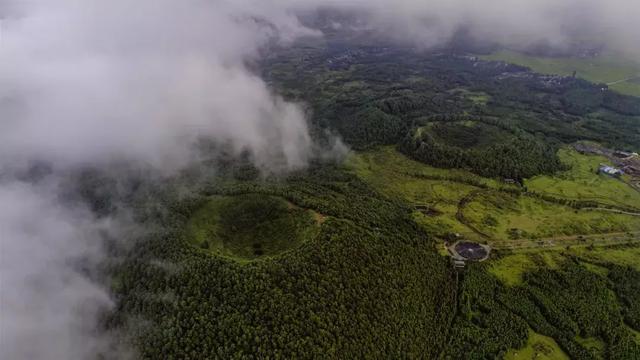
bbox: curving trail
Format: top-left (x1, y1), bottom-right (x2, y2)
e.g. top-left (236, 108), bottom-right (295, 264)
top-left (582, 207), bottom-right (640, 217)
top-left (607, 75), bottom-right (640, 86)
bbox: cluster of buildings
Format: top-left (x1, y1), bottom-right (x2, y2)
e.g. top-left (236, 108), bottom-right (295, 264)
top-left (598, 164), bottom-right (623, 177)
top-left (574, 143), bottom-right (640, 178)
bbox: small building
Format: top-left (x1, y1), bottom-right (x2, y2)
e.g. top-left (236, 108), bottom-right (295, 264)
top-left (598, 164), bottom-right (623, 177)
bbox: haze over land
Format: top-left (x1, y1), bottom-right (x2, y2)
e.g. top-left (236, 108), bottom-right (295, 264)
top-left (1, 1), bottom-right (639, 359)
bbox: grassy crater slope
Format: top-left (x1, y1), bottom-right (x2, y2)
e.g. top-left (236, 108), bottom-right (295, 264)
top-left (187, 194), bottom-right (321, 260)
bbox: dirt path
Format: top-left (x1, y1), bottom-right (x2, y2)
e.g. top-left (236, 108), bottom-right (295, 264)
top-left (490, 231), bottom-right (640, 250)
top-left (582, 207), bottom-right (640, 217)
top-left (607, 75), bottom-right (640, 86)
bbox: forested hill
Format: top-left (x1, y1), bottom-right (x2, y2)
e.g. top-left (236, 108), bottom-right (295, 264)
top-left (103, 166), bottom-right (457, 358)
top-left (99, 160), bottom-right (640, 359)
top-left (264, 45), bottom-right (640, 179)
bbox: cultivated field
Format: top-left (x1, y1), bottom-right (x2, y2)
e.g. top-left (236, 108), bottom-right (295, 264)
top-left (526, 148), bottom-right (640, 209)
top-left (481, 50), bottom-right (640, 97)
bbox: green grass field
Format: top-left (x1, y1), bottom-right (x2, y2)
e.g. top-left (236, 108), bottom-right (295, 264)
top-left (481, 50), bottom-right (640, 97)
top-left (463, 191), bottom-right (640, 240)
top-left (526, 148), bottom-right (640, 209)
top-left (424, 120), bottom-right (515, 150)
top-left (490, 244), bottom-right (640, 288)
top-left (581, 261), bottom-right (610, 277)
top-left (489, 252), bottom-right (564, 286)
top-left (349, 147), bottom-right (640, 242)
top-left (348, 146), bottom-right (493, 240)
top-left (186, 194), bottom-right (321, 261)
top-left (504, 329), bottom-right (570, 360)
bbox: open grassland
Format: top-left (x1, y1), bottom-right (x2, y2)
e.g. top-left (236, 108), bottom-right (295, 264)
top-left (463, 191), bottom-right (640, 241)
top-left (504, 329), bottom-right (570, 360)
top-left (347, 146), bottom-right (494, 240)
top-left (481, 50), bottom-right (640, 97)
top-left (423, 120), bottom-right (516, 150)
top-left (350, 147), bottom-right (640, 244)
top-left (526, 148), bottom-right (640, 209)
top-left (449, 88), bottom-right (491, 106)
top-left (348, 145), bottom-right (499, 188)
top-left (488, 252), bottom-right (564, 286)
top-left (490, 232), bottom-right (640, 253)
top-left (490, 243), bottom-right (640, 287)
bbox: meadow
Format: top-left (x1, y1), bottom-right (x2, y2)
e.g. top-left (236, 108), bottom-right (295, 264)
top-left (463, 191), bottom-right (640, 240)
top-left (504, 329), bottom-right (570, 360)
top-left (526, 148), bottom-right (640, 209)
top-left (349, 147), bottom-right (640, 243)
top-left (347, 146), bottom-right (493, 240)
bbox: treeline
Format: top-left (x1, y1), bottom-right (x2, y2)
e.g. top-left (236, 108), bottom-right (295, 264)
top-left (399, 131), bottom-right (565, 181)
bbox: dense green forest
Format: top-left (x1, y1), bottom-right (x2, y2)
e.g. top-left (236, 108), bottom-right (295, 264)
top-left (98, 163), bottom-right (640, 358)
top-left (103, 167), bottom-right (456, 358)
top-left (95, 41), bottom-right (640, 358)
